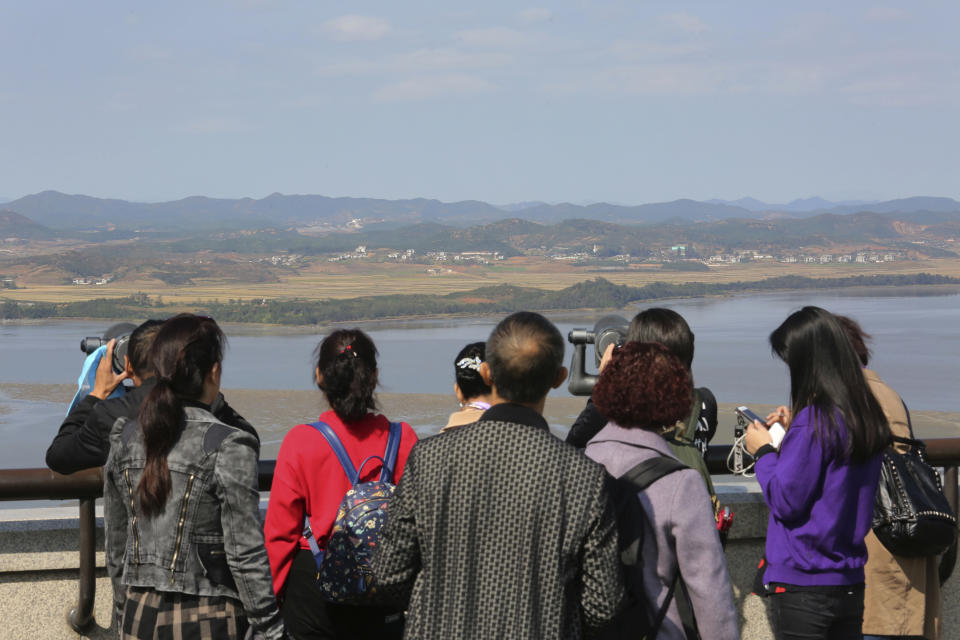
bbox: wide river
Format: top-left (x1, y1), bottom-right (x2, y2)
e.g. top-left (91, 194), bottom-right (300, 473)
top-left (1, 286), bottom-right (958, 470)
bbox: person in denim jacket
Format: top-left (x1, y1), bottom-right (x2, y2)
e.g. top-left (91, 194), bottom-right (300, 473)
top-left (104, 314), bottom-right (285, 639)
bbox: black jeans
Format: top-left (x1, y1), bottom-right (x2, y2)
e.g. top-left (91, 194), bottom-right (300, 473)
top-left (281, 549), bottom-right (404, 640)
top-left (770, 584), bottom-right (865, 640)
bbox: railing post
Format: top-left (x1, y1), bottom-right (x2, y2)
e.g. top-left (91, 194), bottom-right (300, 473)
top-left (68, 497), bottom-right (96, 633)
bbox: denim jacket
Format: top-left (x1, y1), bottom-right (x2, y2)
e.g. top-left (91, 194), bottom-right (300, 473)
top-left (104, 405), bottom-right (284, 639)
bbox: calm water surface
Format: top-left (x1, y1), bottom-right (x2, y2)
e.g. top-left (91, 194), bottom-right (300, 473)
top-left (1, 287), bottom-right (958, 469)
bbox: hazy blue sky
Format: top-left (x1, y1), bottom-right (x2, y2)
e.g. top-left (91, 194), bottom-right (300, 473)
top-left (2, 1), bottom-right (958, 204)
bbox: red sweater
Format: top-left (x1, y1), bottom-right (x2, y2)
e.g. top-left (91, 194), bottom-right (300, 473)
top-left (264, 410), bottom-right (417, 597)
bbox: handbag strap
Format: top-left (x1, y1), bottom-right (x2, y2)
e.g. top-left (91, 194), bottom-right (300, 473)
top-left (890, 435), bottom-right (924, 449)
top-left (901, 399), bottom-right (915, 439)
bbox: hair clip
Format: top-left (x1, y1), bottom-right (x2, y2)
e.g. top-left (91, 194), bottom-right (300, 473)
top-left (339, 345), bottom-right (358, 358)
top-left (456, 356), bottom-right (482, 372)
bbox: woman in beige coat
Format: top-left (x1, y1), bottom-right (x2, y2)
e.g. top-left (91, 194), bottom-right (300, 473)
top-left (839, 316), bottom-right (941, 640)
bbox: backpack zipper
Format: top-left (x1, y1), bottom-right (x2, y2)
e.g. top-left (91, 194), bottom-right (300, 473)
top-left (123, 469), bottom-right (141, 566)
top-left (169, 473), bottom-right (196, 585)
top-left (344, 495), bottom-right (390, 522)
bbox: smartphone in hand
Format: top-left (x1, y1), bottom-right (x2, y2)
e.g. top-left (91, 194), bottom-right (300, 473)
top-left (737, 406), bottom-right (785, 449)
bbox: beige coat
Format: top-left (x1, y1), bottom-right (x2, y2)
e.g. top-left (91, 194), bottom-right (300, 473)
top-left (862, 368), bottom-right (941, 639)
top-left (441, 405), bottom-right (485, 432)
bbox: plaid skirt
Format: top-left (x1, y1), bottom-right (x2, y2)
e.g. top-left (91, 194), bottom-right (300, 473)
top-left (121, 587), bottom-right (250, 640)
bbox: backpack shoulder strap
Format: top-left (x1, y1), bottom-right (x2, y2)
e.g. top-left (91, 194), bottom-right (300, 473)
top-left (619, 455), bottom-right (690, 491)
top-left (379, 422), bottom-right (403, 483)
top-left (617, 455), bottom-right (689, 638)
top-left (307, 421), bottom-right (359, 485)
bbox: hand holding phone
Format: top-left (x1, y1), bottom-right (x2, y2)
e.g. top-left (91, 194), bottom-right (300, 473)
top-left (738, 406), bottom-right (785, 450)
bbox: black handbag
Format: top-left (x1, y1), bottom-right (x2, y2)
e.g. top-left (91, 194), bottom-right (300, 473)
top-left (872, 432), bottom-right (958, 557)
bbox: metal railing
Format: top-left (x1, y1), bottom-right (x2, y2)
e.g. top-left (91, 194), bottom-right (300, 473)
top-left (2, 441), bottom-right (959, 634)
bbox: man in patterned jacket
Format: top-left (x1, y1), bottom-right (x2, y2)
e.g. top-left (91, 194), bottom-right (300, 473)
top-left (373, 311), bottom-right (624, 639)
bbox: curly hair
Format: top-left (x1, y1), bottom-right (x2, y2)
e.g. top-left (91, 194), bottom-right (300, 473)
top-left (593, 342), bottom-right (692, 431)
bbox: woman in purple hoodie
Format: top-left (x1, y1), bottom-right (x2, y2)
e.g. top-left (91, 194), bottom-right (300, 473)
top-left (745, 306), bottom-right (892, 639)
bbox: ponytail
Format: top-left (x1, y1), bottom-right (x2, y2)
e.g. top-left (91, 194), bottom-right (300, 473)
top-left (315, 329), bottom-right (378, 423)
top-left (135, 314), bottom-right (225, 517)
top-left (137, 378), bottom-right (181, 516)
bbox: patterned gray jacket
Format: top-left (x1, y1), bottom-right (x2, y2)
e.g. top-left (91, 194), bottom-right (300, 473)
top-left (372, 403), bottom-right (625, 639)
top-left (104, 405), bottom-right (284, 639)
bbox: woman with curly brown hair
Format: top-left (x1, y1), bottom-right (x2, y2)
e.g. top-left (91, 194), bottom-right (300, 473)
top-left (584, 342), bottom-right (738, 640)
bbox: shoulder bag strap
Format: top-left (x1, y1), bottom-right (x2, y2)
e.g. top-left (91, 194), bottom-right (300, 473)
top-left (901, 399), bottom-right (915, 439)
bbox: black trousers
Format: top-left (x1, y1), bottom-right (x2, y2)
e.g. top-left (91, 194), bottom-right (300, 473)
top-left (769, 584), bottom-right (865, 640)
top-left (281, 548), bottom-right (404, 640)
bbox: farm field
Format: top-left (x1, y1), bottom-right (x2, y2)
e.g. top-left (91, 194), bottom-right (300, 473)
top-left (4, 257), bottom-right (960, 304)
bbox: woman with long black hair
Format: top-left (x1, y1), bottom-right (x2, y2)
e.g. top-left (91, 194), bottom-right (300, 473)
top-left (745, 306), bottom-right (892, 639)
top-left (104, 314), bottom-right (285, 639)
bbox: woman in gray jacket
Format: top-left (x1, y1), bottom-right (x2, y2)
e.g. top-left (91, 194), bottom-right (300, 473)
top-left (585, 342), bottom-right (738, 640)
top-left (105, 314), bottom-right (285, 639)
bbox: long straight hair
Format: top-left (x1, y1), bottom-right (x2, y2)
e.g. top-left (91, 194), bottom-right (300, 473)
top-left (769, 306), bottom-right (890, 462)
top-left (137, 314), bottom-right (225, 517)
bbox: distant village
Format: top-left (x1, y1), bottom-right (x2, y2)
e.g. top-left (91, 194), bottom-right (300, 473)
top-left (52, 239), bottom-right (937, 289)
top-left (545, 244), bottom-right (907, 266)
top-left (707, 249), bottom-right (904, 265)
top-left (326, 246), bottom-right (506, 265)
top-left (313, 242), bottom-right (913, 271)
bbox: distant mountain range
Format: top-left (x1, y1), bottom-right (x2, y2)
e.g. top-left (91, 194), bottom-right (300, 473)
top-left (705, 196), bottom-right (879, 212)
top-left (3, 190), bottom-right (960, 231)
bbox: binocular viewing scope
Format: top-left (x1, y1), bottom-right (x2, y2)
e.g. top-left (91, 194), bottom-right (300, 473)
top-left (567, 315), bottom-right (629, 396)
top-left (80, 322), bottom-right (137, 375)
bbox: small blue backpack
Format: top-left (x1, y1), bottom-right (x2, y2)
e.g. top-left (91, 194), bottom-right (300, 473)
top-left (302, 421), bottom-right (402, 603)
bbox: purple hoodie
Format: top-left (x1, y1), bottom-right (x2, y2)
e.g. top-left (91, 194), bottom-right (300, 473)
top-left (755, 406), bottom-right (882, 586)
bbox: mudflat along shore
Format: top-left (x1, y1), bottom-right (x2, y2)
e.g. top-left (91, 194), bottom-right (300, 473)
top-left (3, 383), bottom-right (959, 464)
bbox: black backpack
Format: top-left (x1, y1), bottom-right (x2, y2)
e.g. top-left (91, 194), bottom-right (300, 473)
top-left (600, 456), bottom-right (692, 640)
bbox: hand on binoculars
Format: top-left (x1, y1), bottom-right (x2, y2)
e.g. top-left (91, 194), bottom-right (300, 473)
top-left (598, 343), bottom-right (617, 373)
top-left (91, 339), bottom-right (130, 400)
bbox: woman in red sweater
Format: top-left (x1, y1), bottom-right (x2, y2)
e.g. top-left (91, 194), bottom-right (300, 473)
top-left (265, 329), bottom-right (417, 639)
